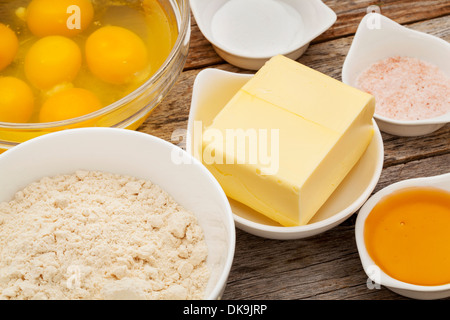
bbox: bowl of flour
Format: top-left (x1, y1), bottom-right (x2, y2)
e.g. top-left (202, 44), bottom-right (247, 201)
top-left (0, 128), bottom-right (235, 300)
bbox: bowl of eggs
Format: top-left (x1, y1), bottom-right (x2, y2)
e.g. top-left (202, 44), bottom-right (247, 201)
top-left (0, 0), bottom-right (190, 152)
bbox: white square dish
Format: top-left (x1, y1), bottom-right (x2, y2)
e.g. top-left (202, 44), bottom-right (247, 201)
top-left (190, 0), bottom-right (337, 70)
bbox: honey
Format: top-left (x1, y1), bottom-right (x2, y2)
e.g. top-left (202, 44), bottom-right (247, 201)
top-left (364, 187), bottom-right (450, 286)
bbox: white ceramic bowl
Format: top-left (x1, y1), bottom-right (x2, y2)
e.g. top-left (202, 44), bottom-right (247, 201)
top-left (355, 173), bottom-right (450, 300)
top-left (342, 13), bottom-right (450, 137)
top-left (190, 0), bottom-right (336, 70)
top-left (0, 128), bottom-right (235, 300)
top-left (186, 68), bottom-right (384, 240)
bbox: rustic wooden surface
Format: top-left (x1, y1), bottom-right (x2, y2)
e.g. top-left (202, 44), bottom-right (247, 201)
top-left (138, 1), bottom-right (450, 300)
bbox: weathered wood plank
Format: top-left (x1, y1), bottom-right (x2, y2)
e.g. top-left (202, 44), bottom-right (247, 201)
top-left (316, 0), bottom-right (450, 42)
top-left (382, 125), bottom-right (450, 168)
top-left (139, 15), bottom-right (450, 168)
top-left (221, 154), bottom-right (449, 300)
top-left (186, 22), bottom-right (221, 70)
top-left (137, 9), bottom-right (450, 301)
top-left (298, 14), bottom-right (450, 81)
top-left (185, 1), bottom-right (450, 70)
top-left (375, 152), bottom-right (450, 192)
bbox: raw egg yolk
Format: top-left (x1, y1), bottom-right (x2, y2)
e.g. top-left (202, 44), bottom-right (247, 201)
top-left (26, 0), bottom-right (94, 37)
top-left (85, 26), bottom-right (148, 84)
top-left (0, 24), bottom-right (19, 71)
top-left (0, 77), bottom-right (35, 123)
top-left (39, 88), bottom-right (102, 122)
top-left (24, 36), bottom-right (82, 90)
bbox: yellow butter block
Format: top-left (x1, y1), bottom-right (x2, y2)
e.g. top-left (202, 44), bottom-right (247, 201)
top-left (202, 55), bottom-right (375, 226)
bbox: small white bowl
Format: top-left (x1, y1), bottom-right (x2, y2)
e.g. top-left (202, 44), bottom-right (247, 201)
top-left (0, 128), bottom-right (235, 300)
top-left (342, 13), bottom-right (450, 137)
top-left (190, 0), bottom-right (336, 70)
top-left (186, 68), bottom-right (384, 240)
top-left (355, 173), bottom-right (450, 300)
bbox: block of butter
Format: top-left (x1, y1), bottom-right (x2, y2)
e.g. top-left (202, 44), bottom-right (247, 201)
top-left (202, 55), bottom-right (375, 226)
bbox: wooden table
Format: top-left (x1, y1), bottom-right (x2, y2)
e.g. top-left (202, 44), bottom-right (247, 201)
top-left (138, 1), bottom-right (450, 300)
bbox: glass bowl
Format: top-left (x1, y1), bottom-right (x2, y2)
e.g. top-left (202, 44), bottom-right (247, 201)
top-left (0, 0), bottom-right (191, 152)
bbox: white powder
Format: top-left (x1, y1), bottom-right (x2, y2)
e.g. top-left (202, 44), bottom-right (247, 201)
top-left (0, 171), bottom-right (210, 300)
top-left (356, 56), bottom-right (450, 121)
top-left (210, 0), bottom-right (304, 57)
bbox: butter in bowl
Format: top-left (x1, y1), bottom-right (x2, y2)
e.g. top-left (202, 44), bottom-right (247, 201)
top-left (187, 55), bottom-right (384, 240)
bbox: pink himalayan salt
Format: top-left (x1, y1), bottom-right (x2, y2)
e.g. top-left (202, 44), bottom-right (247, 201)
top-left (356, 56), bottom-right (449, 121)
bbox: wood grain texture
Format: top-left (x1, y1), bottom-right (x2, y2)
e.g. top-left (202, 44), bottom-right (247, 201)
top-left (140, 15), bottom-right (450, 169)
top-left (223, 154), bottom-right (450, 300)
top-left (136, 1), bottom-right (450, 300)
top-left (185, 0), bottom-right (450, 70)
top-left (316, 0), bottom-right (450, 42)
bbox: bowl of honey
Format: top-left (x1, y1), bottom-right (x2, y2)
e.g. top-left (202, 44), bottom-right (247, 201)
top-left (355, 173), bottom-right (450, 299)
top-left (0, 0), bottom-right (190, 152)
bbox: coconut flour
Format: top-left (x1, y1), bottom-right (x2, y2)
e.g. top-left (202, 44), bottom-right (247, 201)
top-left (0, 171), bottom-right (210, 300)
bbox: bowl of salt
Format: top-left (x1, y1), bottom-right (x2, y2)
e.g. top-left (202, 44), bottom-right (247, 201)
top-left (342, 13), bottom-right (450, 137)
top-left (190, 0), bottom-right (336, 70)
